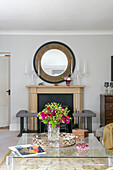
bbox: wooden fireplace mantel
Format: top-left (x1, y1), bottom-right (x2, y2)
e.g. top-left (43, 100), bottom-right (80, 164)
top-left (26, 85), bottom-right (85, 130)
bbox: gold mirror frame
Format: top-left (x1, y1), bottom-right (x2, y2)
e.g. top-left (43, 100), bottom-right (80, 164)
top-left (33, 41), bottom-right (76, 84)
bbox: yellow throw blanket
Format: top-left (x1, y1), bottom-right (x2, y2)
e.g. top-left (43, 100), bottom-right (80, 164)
top-left (103, 123), bottom-right (113, 155)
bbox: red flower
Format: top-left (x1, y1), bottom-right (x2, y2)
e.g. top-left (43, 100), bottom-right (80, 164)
top-left (50, 110), bottom-right (56, 116)
top-left (46, 113), bottom-right (52, 117)
top-left (62, 115), bottom-right (66, 122)
top-left (41, 112), bottom-right (46, 120)
top-left (46, 107), bottom-right (50, 110)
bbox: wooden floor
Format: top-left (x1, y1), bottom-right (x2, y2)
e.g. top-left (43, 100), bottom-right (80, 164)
top-left (0, 126), bottom-right (9, 129)
top-left (0, 129), bottom-right (19, 164)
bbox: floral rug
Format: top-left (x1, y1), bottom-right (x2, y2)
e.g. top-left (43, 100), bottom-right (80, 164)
top-left (0, 156), bottom-right (109, 170)
top-left (0, 150), bottom-right (11, 170)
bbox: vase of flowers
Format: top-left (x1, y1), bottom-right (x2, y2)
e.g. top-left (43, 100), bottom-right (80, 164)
top-left (38, 102), bottom-right (71, 142)
top-left (48, 123), bottom-right (60, 141)
top-left (62, 76), bottom-right (72, 86)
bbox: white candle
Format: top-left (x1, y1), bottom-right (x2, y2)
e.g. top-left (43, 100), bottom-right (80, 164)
top-left (76, 58), bottom-right (80, 72)
top-left (83, 59), bottom-right (87, 74)
top-left (71, 59), bottom-right (72, 74)
top-left (25, 61), bottom-right (27, 74)
top-left (38, 59), bottom-right (40, 76)
top-left (31, 59), bottom-right (34, 71)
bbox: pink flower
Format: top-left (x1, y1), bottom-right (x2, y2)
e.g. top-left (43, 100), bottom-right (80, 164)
top-left (41, 112), bottom-right (46, 120)
top-left (66, 116), bottom-right (70, 124)
top-left (46, 113), bottom-right (52, 117)
top-left (58, 118), bottom-right (62, 123)
top-left (46, 107), bottom-right (50, 110)
top-left (66, 119), bottom-right (70, 124)
top-left (64, 77), bottom-right (67, 80)
top-left (41, 112), bottom-right (45, 116)
top-left (42, 116), bottom-right (46, 120)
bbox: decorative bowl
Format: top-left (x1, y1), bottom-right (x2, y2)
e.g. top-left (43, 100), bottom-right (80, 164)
top-left (75, 143), bottom-right (89, 156)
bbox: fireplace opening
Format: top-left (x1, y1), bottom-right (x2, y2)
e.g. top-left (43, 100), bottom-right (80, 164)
top-left (37, 93), bottom-right (73, 133)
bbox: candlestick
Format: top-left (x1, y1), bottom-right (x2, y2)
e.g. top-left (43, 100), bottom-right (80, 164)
top-left (25, 61), bottom-right (27, 74)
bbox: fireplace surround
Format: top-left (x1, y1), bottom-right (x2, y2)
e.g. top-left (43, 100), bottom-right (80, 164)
top-left (26, 86), bottom-right (84, 132)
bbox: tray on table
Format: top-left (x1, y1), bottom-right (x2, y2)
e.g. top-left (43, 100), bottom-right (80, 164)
top-left (32, 133), bottom-right (76, 148)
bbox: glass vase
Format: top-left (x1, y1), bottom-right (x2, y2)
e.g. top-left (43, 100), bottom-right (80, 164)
top-left (47, 123), bottom-right (60, 142)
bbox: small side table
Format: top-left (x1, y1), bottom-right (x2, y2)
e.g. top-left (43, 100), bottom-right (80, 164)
top-left (73, 110), bottom-right (96, 132)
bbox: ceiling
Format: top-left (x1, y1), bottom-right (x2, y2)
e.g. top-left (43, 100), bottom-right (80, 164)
top-left (0, 0), bottom-right (113, 34)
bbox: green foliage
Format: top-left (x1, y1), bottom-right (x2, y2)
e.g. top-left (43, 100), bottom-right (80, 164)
top-left (37, 102), bottom-right (71, 129)
top-left (52, 122), bottom-right (56, 129)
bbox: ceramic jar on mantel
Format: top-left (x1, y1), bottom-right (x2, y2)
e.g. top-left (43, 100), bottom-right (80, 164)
top-left (66, 80), bottom-right (72, 86)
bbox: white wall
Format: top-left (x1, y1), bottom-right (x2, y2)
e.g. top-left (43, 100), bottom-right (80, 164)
top-left (0, 34), bottom-right (113, 131)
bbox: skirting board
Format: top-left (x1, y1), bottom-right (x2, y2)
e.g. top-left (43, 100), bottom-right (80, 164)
top-left (10, 123), bottom-right (20, 131)
top-left (0, 121), bottom-right (8, 127)
top-left (10, 123), bottom-right (27, 131)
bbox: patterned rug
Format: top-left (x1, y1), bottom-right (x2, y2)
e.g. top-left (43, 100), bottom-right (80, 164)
top-left (0, 150), bottom-right (11, 169)
top-left (0, 156), bottom-right (109, 170)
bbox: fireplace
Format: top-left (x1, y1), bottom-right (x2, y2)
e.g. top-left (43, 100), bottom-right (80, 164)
top-left (27, 85), bottom-right (84, 132)
top-left (38, 94), bottom-right (73, 132)
top-left (38, 94), bottom-right (73, 115)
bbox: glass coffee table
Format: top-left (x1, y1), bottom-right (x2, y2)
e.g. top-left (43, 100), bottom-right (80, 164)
top-left (6, 133), bottom-right (113, 170)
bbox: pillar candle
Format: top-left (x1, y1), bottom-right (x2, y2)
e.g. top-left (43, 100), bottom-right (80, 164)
top-left (83, 60), bottom-right (86, 74)
top-left (76, 58), bottom-right (80, 72)
top-left (38, 59), bottom-right (40, 76)
top-left (25, 61), bottom-right (27, 74)
top-left (32, 59), bottom-right (34, 71)
top-left (71, 59), bottom-right (72, 73)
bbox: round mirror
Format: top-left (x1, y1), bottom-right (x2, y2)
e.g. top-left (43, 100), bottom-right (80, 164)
top-left (33, 41), bottom-right (76, 84)
top-left (41, 49), bottom-right (68, 76)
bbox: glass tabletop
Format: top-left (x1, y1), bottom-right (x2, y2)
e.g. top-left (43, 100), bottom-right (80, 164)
top-left (9, 133), bottom-right (110, 158)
